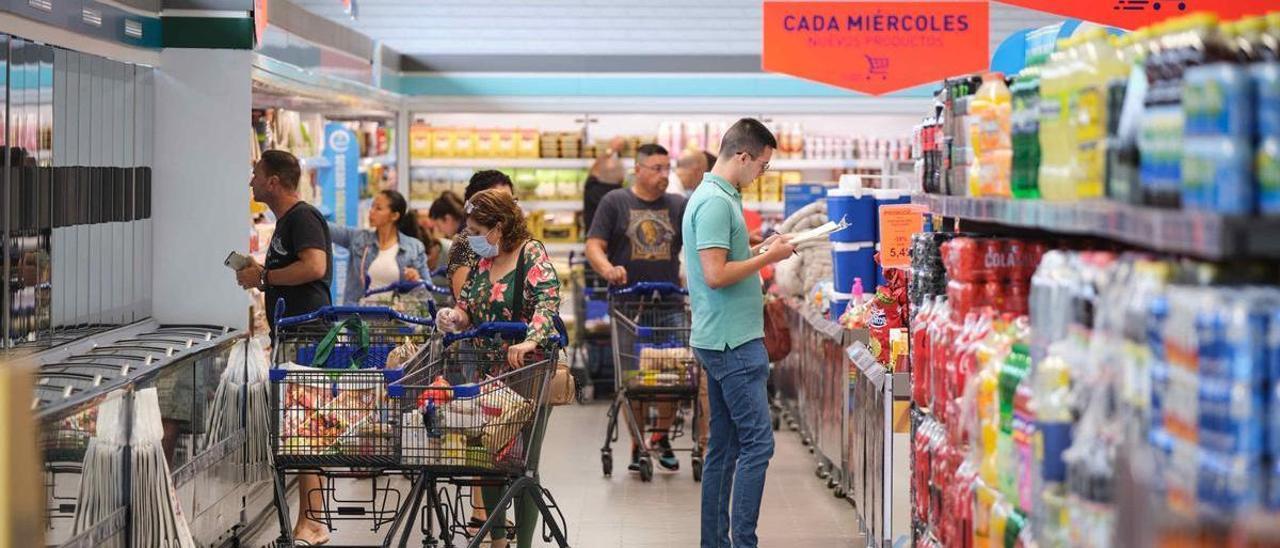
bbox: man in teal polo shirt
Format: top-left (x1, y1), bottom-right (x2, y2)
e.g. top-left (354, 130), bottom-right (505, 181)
top-left (683, 118), bottom-right (795, 548)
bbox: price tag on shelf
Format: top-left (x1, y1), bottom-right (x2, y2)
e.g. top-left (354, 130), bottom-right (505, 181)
top-left (878, 204), bottom-right (927, 269)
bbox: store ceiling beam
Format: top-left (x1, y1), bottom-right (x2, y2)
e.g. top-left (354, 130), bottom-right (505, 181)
top-left (399, 54), bottom-right (763, 74)
top-left (404, 95), bottom-right (932, 115)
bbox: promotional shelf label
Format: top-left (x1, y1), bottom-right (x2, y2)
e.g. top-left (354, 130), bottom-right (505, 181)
top-left (996, 0), bottom-right (1273, 30)
top-left (879, 204), bottom-right (928, 269)
top-left (763, 1), bottom-right (989, 96)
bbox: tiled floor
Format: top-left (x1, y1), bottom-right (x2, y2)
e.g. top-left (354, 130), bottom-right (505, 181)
top-left (251, 401), bottom-right (864, 547)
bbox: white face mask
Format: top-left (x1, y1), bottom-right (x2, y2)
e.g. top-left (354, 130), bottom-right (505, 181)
top-left (468, 229), bottom-right (499, 258)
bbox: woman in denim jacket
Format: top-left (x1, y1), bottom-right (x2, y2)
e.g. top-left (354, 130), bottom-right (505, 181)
top-left (329, 189), bottom-right (429, 305)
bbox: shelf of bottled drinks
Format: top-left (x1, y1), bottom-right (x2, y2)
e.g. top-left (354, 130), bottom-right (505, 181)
top-left (898, 11), bottom-right (1280, 548)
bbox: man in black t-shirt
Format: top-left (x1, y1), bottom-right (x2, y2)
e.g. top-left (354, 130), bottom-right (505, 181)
top-left (233, 149), bottom-right (333, 545)
top-left (586, 143), bottom-right (685, 286)
top-left (236, 150), bottom-right (332, 335)
top-left (586, 143), bottom-right (690, 474)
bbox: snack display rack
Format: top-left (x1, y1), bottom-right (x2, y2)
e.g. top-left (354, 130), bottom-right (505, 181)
top-left (774, 300), bottom-right (912, 548)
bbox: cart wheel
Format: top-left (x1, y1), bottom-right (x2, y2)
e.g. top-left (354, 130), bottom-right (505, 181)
top-left (816, 464), bottom-right (828, 479)
top-left (639, 458), bottom-right (654, 482)
top-left (692, 459), bottom-right (703, 482)
top-left (802, 436), bottom-right (812, 447)
top-left (834, 486), bottom-right (847, 499)
top-left (827, 476), bottom-right (839, 490)
top-left (602, 452), bottom-right (613, 477)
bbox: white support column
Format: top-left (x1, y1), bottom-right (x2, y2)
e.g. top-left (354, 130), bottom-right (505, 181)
top-left (152, 48), bottom-right (252, 329)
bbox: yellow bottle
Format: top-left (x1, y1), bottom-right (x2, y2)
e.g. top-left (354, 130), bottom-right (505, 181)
top-left (968, 72), bottom-right (1014, 197)
top-left (1038, 38), bottom-right (1079, 202)
top-left (976, 360), bottom-right (1001, 486)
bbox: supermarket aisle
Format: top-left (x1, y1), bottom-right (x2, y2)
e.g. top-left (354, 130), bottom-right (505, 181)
top-left (536, 401), bottom-right (862, 547)
top-left (249, 401), bottom-right (862, 547)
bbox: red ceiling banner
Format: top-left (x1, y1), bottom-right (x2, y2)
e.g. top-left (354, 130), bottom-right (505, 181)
top-left (762, 1), bottom-right (990, 96)
top-left (994, 0), bottom-right (1273, 31)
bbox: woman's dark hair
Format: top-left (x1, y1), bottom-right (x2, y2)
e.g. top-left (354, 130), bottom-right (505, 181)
top-left (379, 189), bottom-right (417, 237)
top-left (428, 191), bottom-right (465, 221)
top-left (466, 189), bottom-right (531, 253)
top-left (464, 170), bottom-right (514, 201)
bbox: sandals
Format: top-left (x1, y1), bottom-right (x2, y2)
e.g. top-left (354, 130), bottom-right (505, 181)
top-left (468, 517), bottom-right (517, 539)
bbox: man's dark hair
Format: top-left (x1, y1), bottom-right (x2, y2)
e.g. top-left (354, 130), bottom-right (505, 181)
top-left (635, 143), bottom-right (669, 164)
top-left (464, 170), bottom-right (514, 201)
top-left (717, 118), bottom-right (778, 159)
top-left (259, 150), bottom-right (302, 191)
top-left (428, 191), bottom-right (464, 221)
top-left (703, 151), bottom-right (718, 167)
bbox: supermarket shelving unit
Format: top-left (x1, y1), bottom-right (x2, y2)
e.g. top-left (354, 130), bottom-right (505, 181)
top-left (913, 194), bottom-right (1280, 261)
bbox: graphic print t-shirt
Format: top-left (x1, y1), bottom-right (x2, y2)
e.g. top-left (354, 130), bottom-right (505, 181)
top-left (265, 201), bottom-right (332, 333)
top-left (587, 188), bottom-right (685, 284)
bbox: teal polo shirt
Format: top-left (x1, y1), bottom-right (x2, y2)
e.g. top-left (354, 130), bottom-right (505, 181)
top-left (682, 173), bottom-right (763, 351)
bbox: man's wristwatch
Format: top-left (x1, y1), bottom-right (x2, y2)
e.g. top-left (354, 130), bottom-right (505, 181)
top-left (259, 267), bottom-right (269, 290)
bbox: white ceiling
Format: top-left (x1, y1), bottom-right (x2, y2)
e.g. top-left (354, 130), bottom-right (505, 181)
top-left (292, 0), bottom-right (1066, 60)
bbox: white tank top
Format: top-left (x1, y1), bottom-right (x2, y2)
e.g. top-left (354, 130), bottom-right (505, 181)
top-left (367, 246), bottom-right (399, 290)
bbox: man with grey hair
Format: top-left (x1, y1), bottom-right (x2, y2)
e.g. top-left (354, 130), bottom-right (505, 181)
top-left (674, 148), bottom-right (717, 197)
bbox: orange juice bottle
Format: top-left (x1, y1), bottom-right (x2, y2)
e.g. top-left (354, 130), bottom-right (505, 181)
top-left (968, 72), bottom-right (1014, 197)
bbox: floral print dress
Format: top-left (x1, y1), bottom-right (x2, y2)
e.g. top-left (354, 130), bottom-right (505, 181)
top-left (457, 240), bottom-right (562, 366)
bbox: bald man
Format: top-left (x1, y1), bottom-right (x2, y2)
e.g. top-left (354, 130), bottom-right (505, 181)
top-left (673, 149), bottom-right (716, 197)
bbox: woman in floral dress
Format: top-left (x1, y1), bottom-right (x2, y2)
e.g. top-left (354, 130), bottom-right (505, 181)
top-left (435, 188), bottom-right (561, 548)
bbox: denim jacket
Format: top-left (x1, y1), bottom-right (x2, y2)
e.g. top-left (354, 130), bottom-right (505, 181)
top-left (328, 224), bottom-right (428, 305)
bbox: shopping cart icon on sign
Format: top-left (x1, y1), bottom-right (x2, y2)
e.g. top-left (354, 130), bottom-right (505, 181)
top-left (865, 55), bottom-right (889, 80)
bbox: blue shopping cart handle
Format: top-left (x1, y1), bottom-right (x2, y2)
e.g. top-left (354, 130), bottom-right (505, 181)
top-left (443, 321), bottom-right (528, 346)
top-left (443, 319), bottom-right (569, 348)
top-left (365, 280), bottom-right (451, 297)
top-left (276, 305), bottom-right (436, 329)
top-left (609, 282), bottom-right (687, 296)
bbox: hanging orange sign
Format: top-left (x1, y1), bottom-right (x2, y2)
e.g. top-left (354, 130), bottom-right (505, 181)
top-left (995, 0), bottom-right (1273, 31)
top-left (762, 1), bottom-right (990, 96)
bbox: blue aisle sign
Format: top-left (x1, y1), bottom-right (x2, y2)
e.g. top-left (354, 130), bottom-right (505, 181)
top-left (320, 123), bottom-right (360, 227)
top-left (319, 122), bottom-right (360, 304)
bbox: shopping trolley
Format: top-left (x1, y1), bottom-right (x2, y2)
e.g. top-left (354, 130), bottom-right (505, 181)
top-left (391, 321), bottom-right (570, 548)
top-left (267, 302), bottom-right (437, 548)
top-left (567, 252), bottom-right (610, 401)
top-left (600, 282), bottom-right (703, 482)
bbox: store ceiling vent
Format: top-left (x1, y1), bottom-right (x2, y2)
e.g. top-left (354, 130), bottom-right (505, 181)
top-left (27, 0), bottom-right (52, 13)
top-left (124, 19), bottom-right (144, 39)
top-left (82, 8), bottom-right (103, 27)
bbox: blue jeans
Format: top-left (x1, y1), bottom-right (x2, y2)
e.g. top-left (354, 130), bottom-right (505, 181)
top-left (693, 339), bottom-right (775, 548)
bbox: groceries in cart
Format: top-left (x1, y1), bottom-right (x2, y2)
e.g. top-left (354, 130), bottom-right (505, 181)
top-left (394, 321), bottom-right (561, 473)
top-left (627, 343), bottom-right (696, 388)
top-left (399, 374), bottom-right (534, 469)
top-left (277, 371), bottom-right (393, 458)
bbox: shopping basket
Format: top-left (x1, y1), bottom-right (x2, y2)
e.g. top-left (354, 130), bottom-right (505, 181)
top-left (390, 321), bottom-right (570, 548)
top-left (609, 282), bottom-right (697, 396)
top-left (600, 282), bottom-right (703, 482)
top-left (267, 303), bottom-right (439, 548)
top-left (269, 304), bottom-right (436, 468)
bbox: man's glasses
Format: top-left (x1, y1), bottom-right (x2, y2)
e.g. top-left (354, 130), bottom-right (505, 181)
top-left (741, 152), bottom-right (770, 174)
top-left (638, 163), bottom-right (671, 174)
